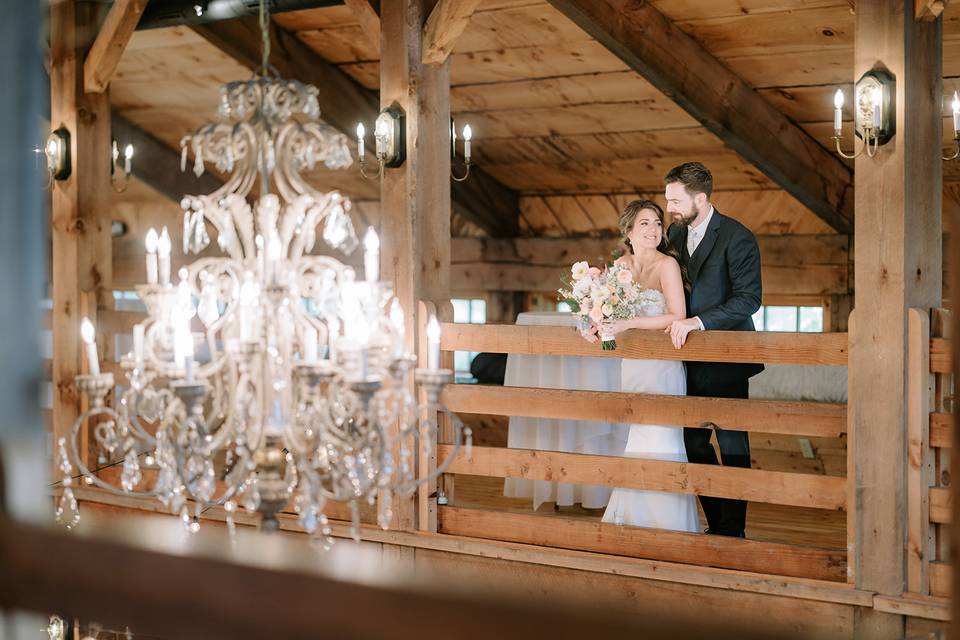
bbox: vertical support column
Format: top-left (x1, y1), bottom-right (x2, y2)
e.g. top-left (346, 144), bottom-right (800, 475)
top-left (849, 0), bottom-right (942, 634)
top-left (380, 0), bottom-right (452, 531)
top-left (49, 1), bottom-right (113, 469)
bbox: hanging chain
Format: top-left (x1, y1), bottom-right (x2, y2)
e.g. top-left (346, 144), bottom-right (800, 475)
top-left (259, 0), bottom-right (271, 77)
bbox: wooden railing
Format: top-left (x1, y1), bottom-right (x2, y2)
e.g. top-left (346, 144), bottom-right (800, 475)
top-left (434, 320), bottom-right (851, 583)
top-left (908, 308), bottom-right (953, 599)
top-left (41, 297), bottom-right (954, 617)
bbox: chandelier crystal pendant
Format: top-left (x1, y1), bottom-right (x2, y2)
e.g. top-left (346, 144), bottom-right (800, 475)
top-left (55, 0), bottom-right (471, 541)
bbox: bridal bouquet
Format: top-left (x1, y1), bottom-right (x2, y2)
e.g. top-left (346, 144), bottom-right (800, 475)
top-left (558, 260), bottom-right (639, 350)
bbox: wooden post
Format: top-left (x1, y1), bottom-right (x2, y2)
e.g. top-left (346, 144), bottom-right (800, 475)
top-left (50, 1), bottom-right (113, 471)
top-left (849, 0), bottom-right (942, 635)
top-left (907, 308), bottom-right (933, 594)
top-left (380, 0), bottom-right (451, 531)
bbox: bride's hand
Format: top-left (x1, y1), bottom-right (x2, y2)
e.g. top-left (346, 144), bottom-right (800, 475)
top-left (579, 322), bottom-right (599, 343)
top-left (600, 319), bottom-right (629, 337)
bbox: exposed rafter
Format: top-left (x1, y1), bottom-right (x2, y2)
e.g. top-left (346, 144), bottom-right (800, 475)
top-left (422, 0), bottom-right (483, 65)
top-left (915, 0), bottom-right (948, 20)
top-left (111, 114), bottom-right (225, 201)
top-left (547, 0), bottom-right (854, 233)
top-left (83, 0), bottom-right (147, 94)
top-left (343, 0), bottom-right (381, 54)
top-left (191, 17), bottom-right (519, 237)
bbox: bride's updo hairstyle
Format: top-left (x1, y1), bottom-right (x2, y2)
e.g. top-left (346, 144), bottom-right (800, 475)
top-left (618, 199), bottom-right (689, 289)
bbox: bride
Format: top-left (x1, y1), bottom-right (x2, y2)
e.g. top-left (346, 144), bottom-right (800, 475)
top-left (580, 199), bottom-right (699, 533)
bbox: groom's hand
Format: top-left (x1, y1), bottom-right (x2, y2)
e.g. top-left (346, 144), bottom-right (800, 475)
top-left (666, 318), bottom-right (701, 349)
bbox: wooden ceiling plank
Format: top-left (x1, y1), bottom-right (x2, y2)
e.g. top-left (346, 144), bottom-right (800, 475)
top-left (191, 17), bottom-right (519, 236)
top-left (342, 0), bottom-right (381, 53)
top-left (83, 0), bottom-right (148, 94)
top-left (546, 0), bottom-right (853, 233)
top-left (423, 0), bottom-right (484, 65)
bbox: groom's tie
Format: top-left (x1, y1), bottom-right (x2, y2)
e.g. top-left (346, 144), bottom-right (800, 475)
top-left (687, 227), bottom-right (700, 256)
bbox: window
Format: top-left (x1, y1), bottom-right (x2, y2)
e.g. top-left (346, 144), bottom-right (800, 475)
top-left (556, 301), bottom-right (572, 313)
top-left (752, 305), bottom-right (824, 332)
top-left (452, 298), bottom-right (486, 383)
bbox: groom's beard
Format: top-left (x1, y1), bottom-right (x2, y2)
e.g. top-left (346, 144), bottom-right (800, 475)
top-left (671, 204), bottom-right (698, 227)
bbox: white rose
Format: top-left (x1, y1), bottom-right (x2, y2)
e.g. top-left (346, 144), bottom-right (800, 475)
top-left (601, 303), bottom-right (613, 316)
top-left (571, 261), bottom-right (590, 281)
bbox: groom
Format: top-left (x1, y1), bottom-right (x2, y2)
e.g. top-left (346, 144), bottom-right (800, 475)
top-left (664, 162), bottom-right (763, 538)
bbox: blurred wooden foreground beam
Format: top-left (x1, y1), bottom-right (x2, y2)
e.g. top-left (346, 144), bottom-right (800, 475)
top-left (0, 515), bottom-right (795, 640)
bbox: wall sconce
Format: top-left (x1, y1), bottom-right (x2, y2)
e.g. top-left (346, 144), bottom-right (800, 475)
top-left (944, 92), bottom-right (960, 161)
top-left (833, 69), bottom-right (896, 159)
top-left (357, 107), bottom-right (405, 179)
top-left (111, 139), bottom-right (134, 192)
top-left (450, 120), bottom-right (472, 182)
top-left (44, 128), bottom-right (71, 185)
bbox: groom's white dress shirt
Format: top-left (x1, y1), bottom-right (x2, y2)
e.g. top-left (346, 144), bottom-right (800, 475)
top-left (686, 205), bottom-right (715, 331)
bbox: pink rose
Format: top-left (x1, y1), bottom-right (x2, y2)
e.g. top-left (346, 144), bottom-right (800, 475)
top-left (588, 303), bottom-right (604, 324)
top-left (588, 267), bottom-right (601, 277)
top-left (617, 269), bottom-right (632, 284)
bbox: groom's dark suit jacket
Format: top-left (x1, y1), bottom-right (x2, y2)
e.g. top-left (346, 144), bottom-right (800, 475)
top-left (667, 210), bottom-right (764, 388)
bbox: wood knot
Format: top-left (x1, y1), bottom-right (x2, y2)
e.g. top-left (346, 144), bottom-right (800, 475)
top-left (67, 218), bottom-right (85, 234)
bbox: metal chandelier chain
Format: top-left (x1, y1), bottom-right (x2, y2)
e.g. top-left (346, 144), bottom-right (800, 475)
top-left (259, 0), bottom-right (271, 77)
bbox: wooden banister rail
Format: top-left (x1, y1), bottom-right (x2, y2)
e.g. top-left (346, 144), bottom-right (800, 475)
top-left (440, 323), bottom-right (848, 365)
top-left (437, 445), bottom-right (846, 511)
top-left (4, 515), bottom-right (781, 640)
top-left (437, 506), bottom-right (846, 582)
top-left (442, 385), bottom-right (846, 438)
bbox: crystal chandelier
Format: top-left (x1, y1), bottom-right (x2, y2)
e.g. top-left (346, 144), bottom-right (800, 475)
top-left (55, 1), bottom-right (471, 541)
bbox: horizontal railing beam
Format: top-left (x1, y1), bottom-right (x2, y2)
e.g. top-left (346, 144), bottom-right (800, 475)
top-left (443, 385), bottom-right (846, 438)
top-left (437, 445), bottom-right (846, 511)
top-left (438, 506), bottom-right (845, 582)
top-left (440, 323), bottom-right (849, 366)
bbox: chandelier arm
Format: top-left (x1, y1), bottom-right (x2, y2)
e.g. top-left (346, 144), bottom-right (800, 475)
top-left (67, 407), bottom-right (160, 499)
top-left (118, 386), bottom-right (160, 445)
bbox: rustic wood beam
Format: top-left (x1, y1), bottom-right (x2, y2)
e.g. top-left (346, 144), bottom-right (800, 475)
top-left (111, 114), bottom-right (224, 201)
top-left (422, 0), bottom-right (483, 65)
top-left (192, 17), bottom-right (519, 237)
top-left (448, 235), bottom-right (850, 296)
top-left (50, 0), bottom-right (113, 466)
top-left (916, 0), bottom-right (948, 20)
top-left (546, 0), bottom-right (854, 234)
top-left (343, 0), bottom-right (381, 54)
top-left (83, 0), bottom-right (147, 94)
top-left (848, 0), bottom-right (942, 633)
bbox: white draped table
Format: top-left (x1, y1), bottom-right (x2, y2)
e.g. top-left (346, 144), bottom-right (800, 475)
top-left (503, 311), bottom-right (628, 511)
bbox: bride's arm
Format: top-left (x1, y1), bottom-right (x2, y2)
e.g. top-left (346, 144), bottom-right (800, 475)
top-left (603, 260), bottom-right (687, 333)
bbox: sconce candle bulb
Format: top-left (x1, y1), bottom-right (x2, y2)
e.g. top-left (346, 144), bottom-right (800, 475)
top-left (80, 317), bottom-right (100, 376)
top-left (833, 89), bottom-right (843, 132)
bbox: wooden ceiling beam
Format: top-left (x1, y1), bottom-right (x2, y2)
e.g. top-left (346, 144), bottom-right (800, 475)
top-left (422, 0), bottom-right (483, 65)
top-left (83, 0), bottom-right (147, 94)
top-left (192, 17), bottom-right (519, 237)
top-left (547, 0), bottom-right (854, 234)
top-left (343, 0), bottom-right (381, 54)
top-left (111, 114), bottom-right (225, 202)
top-left (916, 0), bottom-right (948, 20)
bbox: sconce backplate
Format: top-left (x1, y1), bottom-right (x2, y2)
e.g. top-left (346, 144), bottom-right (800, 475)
top-left (377, 107), bottom-right (405, 168)
top-left (46, 128), bottom-right (71, 181)
top-left (854, 69), bottom-right (896, 146)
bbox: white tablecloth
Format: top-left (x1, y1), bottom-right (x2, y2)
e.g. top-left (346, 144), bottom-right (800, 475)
top-left (503, 312), bottom-right (627, 510)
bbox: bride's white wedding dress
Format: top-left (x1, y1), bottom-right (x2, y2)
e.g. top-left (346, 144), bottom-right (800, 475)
top-left (601, 289), bottom-right (700, 533)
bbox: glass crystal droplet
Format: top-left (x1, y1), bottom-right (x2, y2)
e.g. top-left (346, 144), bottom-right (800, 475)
top-left (121, 449), bottom-right (141, 492)
top-left (242, 484), bottom-right (261, 513)
top-left (56, 487), bottom-right (80, 530)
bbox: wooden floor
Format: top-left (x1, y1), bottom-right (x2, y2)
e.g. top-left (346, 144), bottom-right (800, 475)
top-left (452, 474), bottom-right (846, 549)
